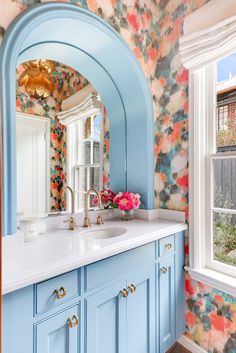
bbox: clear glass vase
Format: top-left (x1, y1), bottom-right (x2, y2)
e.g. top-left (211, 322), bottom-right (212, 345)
top-left (120, 209), bottom-right (134, 221)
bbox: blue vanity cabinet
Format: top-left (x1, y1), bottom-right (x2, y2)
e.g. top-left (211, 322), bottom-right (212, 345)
top-left (159, 256), bottom-right (176, 353)
top-left (36, 304), bottom-right (80, 353)
top-left (126, 266), bottom-right (156, 353)
top-left (2, 231), bottom-right (186, 353)
top-left (85, 280), bottom-right (127, 353)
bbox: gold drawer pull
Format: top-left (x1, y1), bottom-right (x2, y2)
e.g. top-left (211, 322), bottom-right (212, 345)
top-left (54, 287), bottom-right (67, 299)
top-left (68, 315), bottom-right (79, 328)
top-left (165, 243), bottom-right (173, 250)
top-left (160, 266), bottom-right (168, 274)
top-left (128, 284), bottom-right (137, 293)
top-left (120, 288), bottom-right (129, 298)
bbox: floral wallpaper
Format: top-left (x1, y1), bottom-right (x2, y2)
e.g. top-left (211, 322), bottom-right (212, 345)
top-left (2, 0), bottom-right (236, 352)
top-left (186, 274), bottom-right (236, 352)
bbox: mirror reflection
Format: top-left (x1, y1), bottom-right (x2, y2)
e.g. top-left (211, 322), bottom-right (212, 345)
top-left (16, 60), bottom-right (110, 219)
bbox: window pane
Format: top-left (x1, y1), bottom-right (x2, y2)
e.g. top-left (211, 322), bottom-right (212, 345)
top-left (213, 158), bottom-right (236, 210)
top-left (76, 167), bottom-right (88, 192)
top-left (76, 191), bottom-right (86, 211)
top-left (93, 141), bottom-right (100, 164)
top-left (90, 167), bottom-right (100, 191)
top-left (217, 53), bottom-right (236, 149)
top-left (213, 211), bottom-right (236, 266)
top-left (93, 113), bottom-right (101, 141)
top-left (78, 141), bottom-right (91, 165)
top-left (83, 116), bottom-right (92, 140)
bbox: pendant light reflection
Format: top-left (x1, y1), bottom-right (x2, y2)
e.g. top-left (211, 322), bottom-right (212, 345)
top-left (18, 60), bottom-right (55, 100)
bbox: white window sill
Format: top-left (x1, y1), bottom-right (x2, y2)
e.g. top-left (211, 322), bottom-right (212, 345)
top-left (185, 266), bottom-right (236, 297)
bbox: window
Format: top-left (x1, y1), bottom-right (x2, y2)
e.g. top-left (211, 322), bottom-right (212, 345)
top-left (206, 54), bottom-right (236, 277)
top-left (188, 54), bottom-right (236, 284)
top-left (67, 113), bottom-right (103, 212)
top-left (179, 0), bottom-right (236, 294)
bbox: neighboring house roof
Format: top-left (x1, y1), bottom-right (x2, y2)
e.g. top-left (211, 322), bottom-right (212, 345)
top-left (217, 76), bottom-right (236, 94)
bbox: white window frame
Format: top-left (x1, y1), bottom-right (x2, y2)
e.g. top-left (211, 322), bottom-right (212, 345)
top-left (188, 64), bottom-right (236, 296)
top-left (179, 0), bottom-right (236, 296)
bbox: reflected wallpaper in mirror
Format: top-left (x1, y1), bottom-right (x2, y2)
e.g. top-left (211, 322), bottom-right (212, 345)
top-left (16, 60), bottom-right (110, 218)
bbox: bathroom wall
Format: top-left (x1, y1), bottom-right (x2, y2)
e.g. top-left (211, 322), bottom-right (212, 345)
top-left (16, 62), bottom-right (110, 211)
top-left (2, 1), bottom-right (236, 352)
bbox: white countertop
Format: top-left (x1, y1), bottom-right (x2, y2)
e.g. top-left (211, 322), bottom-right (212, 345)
top-left (3, 215), bottom-right (187, 295)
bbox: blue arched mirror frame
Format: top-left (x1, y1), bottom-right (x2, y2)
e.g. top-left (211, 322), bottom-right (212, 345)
top-left (0, 3), bottom-right (154, 236)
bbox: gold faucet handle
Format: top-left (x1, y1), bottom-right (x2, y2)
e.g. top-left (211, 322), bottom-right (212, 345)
top-left (64, 217), bottom-right (77, 230)
top-left (83, 217), bottom-right (91, 228)
top-left (96, 214), bottom-right (104, 225)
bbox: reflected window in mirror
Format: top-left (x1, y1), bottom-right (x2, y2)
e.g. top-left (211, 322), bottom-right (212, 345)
top-left (67, 112), bottom-right (104, 211)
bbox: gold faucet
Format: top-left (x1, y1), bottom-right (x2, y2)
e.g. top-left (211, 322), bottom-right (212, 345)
top-left (83, 188), bottom-right (104, 227)
top-left (64, 186), bottom-right (77, 231)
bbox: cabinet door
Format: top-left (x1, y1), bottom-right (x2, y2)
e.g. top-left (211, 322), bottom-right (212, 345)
top-left (159, 256), bottom-right (175, 353)
top-left (126, 266), bottom-right (156, 353)
top-left (85, 280), bottom-right (127, 353)
top-left (36, 305), bottom-right (79, 353)
top-left (175, 232), bottom-right (185, 339)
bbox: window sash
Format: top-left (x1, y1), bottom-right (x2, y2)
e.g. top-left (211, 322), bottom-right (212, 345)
top-left (206, 118), bottom-right (236, 277)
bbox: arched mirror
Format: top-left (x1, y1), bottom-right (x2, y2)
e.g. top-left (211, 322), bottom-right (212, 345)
top-left (0, 3), bottom-right (154, 235)
top-left (16, 59), bottom-right (110, 217)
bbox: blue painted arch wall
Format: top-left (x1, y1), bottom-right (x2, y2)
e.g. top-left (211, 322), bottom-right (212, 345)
top-left (0, 3), bottom-right (154, 235)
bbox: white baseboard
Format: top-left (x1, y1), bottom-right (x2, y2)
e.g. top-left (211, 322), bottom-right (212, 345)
top-left (178, 335), bottom-right (207, 353)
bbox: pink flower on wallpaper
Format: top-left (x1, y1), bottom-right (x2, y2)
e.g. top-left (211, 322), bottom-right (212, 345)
top-left (176, 69), bottom-right (188, 84)
top-left (141, 11), bottom-right (151, 30)
top-left (126, 11), bottom-right (139, 33)
top-left (148, 47), bottom-right (158, 61)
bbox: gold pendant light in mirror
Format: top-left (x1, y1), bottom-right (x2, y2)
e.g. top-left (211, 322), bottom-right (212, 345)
top-left (18, 60), bottom-right (55, 100)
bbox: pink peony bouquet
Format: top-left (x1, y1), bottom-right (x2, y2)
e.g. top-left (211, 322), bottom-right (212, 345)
top-left (92, 189), bottom-right (117, 209)
top-left (113, 191), bottom-right (141, 211)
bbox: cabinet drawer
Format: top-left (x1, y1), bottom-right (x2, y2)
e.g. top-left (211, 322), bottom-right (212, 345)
top-left (158, 235), bottom-right (175, 257)
top-left (85, 242), bottom-right (155, 292)
top-left (35, 270), bottom-right (80, 314)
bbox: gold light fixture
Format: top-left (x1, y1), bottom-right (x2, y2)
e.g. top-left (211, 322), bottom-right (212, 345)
top-left (18, 59), bottom-right (55, 100)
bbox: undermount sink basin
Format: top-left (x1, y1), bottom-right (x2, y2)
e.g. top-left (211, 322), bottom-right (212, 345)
top-left (85, 226), bottom-right (127, 240)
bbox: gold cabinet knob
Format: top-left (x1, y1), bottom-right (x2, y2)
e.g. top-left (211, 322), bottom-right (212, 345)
top-left (54, 287), bottom-right (67, 299)
top-left (128, 284), bottom-right (137, 293)
top-left (160, 267), bottom-right (168, 274)
top-left (165, 243), bottom-right (172, 250)
top-left (68, 315), bottom-right (79, 328)
top-left (120, 288), bottom-right (129, 298)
